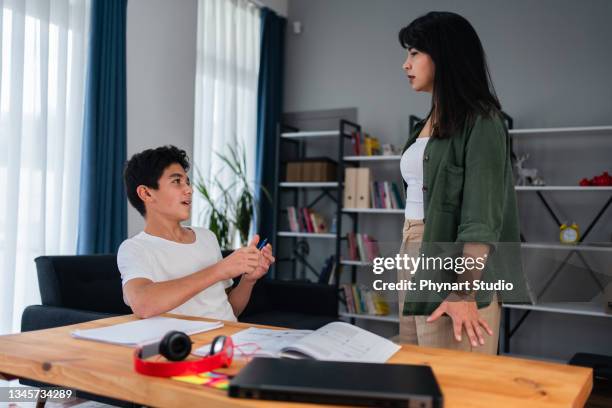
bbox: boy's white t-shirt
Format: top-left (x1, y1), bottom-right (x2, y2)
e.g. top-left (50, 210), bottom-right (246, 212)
top-left (117, 227), bottom-right (236, 321)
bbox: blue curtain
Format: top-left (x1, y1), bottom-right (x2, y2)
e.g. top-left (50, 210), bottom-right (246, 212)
top-left (255, 8), bottom-right (286, 252)
top-left (77, 0), bottom-right (127, 254)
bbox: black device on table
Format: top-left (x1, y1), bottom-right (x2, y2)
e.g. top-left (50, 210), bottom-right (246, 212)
top-left (228, 357), bottom-right (443, 408)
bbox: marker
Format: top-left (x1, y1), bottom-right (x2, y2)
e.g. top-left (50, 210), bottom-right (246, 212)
top-left (257, 237), bottom-right (268, 250)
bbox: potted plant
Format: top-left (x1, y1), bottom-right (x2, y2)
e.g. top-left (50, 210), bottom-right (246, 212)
top-left (194, 145), bottom-right (270, 249)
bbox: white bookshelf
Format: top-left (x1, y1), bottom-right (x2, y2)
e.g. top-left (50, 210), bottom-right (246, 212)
top-left (340, 260), bottom-right (373, 266)
top-left (280, 130), bottom-right (341, 139)
top-left (343, 155), bottom-right (401, 162)
top-left (503, 302), bottom-right (611, 318)
top-left (343, 208), bottom-right (404, 214)
top-left (339, 312), bottom-right (400, 323)
top-left (509, 125), bottom-right (612, 136)
top-left (279, 182), bottom-right (339, 188)
top-left (515, 186), bottom-right (612, 191)
top-left (277, 231), bottom-right (336, 239)
top-left (521, 243), bottom-right (612, 252)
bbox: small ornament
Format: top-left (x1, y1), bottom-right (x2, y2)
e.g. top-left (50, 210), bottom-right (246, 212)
top-left (382, 143), bottom-right (397, 156)
top-left (579, 171), bottom-right (612, 186)
top-left (514, 154), bottom-right (546, 186)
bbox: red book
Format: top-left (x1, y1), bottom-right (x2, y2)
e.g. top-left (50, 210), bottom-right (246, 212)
top-left (363, 234), bottom-right (380, 261)
top-left (347, 232), bottom-right (357, 260)
top-left (353, 132), bottom-right (361, 156)
top-left (378, 183), bottom-right (386, 208)
top-left (297, 208), bottom-right (307, 232)
top-left (302, 208), bottom-right (314, 232)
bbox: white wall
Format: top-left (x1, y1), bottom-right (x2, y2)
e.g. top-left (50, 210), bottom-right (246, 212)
top-left (285, 0), bottom-right (612, 136)
top-left (126, 0), bottom-right (198, 236)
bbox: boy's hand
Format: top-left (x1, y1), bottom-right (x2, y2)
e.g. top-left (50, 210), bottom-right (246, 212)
top-left (218, 246), bottom-right (260, 280)
top-left (242, 235), bottom-right (275, 282)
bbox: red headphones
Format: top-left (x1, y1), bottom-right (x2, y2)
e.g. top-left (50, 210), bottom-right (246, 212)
top-left (133, 331), bottom-right (234, 377)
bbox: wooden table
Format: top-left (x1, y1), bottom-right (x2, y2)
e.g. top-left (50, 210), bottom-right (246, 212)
top-left (0, 314), bottom-right (592, 407)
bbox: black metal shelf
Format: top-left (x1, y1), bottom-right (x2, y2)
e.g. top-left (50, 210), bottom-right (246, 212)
top-left (272, 118), bottom-right (409, 325)
top-left (272, 119), bottom-right (360, 287)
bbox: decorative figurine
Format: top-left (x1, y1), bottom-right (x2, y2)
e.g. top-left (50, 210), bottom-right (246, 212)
top-left (514, 154), bottom-right (546, 186)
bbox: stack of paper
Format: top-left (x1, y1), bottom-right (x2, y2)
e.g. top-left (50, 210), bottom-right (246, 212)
top-left (71, 316), bottom-right (223, 346)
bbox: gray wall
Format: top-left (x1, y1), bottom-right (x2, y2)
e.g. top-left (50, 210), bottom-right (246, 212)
top-left (126, 0), bottom-right (288, 237)
top-left (285, 0), bottom-right (612, 134)
top-left (284, 0), bottom-right (612, 359)
top-left (126, 0), bottom-right (199, 236)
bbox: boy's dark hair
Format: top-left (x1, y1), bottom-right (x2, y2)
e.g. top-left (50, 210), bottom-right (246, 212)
top-left (123, 145), bottom-right (190, 217)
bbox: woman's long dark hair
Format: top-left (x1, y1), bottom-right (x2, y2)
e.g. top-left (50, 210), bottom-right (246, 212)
top-left (399, 12), bottom-right (501, 138)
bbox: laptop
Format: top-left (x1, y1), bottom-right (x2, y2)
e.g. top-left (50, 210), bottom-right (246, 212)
top-left (229, 358), bottom-right (443, 407)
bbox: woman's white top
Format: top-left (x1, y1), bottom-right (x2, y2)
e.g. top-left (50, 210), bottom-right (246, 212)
top-left (400, 137), bottom-right (429, 220)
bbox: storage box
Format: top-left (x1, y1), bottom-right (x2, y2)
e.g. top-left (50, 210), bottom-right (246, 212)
top-left (302, 158), bottom-right (337, 182)
top-left (285, 158), bottom-right (337, 182)
top-left (286, 162), bottom-right (302, 182)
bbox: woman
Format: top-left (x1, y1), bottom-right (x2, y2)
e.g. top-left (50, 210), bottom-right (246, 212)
top-left (397, 11), bottom-right (527, 354)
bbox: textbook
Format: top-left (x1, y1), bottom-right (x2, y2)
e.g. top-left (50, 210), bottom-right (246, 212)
top-left (194, 321), bottom-right (400, 364)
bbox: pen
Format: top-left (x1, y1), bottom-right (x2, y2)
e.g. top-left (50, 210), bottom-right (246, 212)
top-left (257, 237), bottom-right (268, 250)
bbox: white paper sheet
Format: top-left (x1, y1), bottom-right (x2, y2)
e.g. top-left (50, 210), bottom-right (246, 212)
top-left (71, 317), bottom-right (223, 346)
top-left (194, 327), bottom-right (313, 358)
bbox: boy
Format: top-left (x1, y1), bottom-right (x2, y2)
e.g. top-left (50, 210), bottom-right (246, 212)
top-left (118, 145), bottom-right (274, 321)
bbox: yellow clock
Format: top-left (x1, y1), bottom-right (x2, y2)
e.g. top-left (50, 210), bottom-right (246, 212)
top-left (559, 223), bottom-right (579, 244)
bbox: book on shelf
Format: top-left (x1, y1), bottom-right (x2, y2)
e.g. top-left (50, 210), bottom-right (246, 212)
top-left (369, 181), bottom-right (405, 209)
top-left (344, 168), bottom-right (377, 208)
top-left (351, 131), bottom-right (361, 156)
top-left (302, 207), bottom-right (314, 232)
top-left (345, 232), bottom-right (380, 262)
top-left (318, 255), bottom-right (340, 285)
top-left (352, 285), bottom-right (363, 313)
top-left (347, 178), bottom-right (405, 210)
top-left (350, 131), bottom-right (382, 156)
top-left (391, 183), bottom-right (404, 209)
top-left (340, 284), bottom-right (391, 316)
top-left (327, 259), bottom-right (340, 285)
top-left (287, 207), bottom-right (328, 233)
top-left (287, 207), bottom-right (299, 232)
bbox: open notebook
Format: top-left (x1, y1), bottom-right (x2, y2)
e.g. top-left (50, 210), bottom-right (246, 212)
top-left (195, 321), bottom-right (400, 363)
top-left (72, 317), bottom-right (223, 346)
